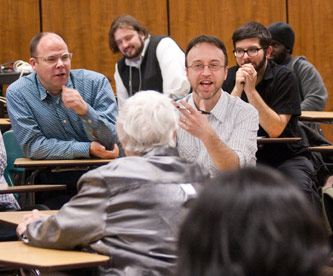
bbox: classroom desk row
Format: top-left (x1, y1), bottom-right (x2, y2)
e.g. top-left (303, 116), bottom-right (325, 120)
top-left (0, 210), bottom-right (109, 272)
top-left (0, 110), bottom-right (332, 131)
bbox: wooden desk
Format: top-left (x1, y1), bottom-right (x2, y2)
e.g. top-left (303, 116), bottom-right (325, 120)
top-left (14, 157), bottom-right (114, 185)
top-left (308, 145), bottom-right (333, 153)
top-left (0, 210), bottom-right (58, 226)
top-left (0, 241), bottom-right (109, 272)
top-left (257, 137), bottom-right (302, 144)
top-left (300, 111), bottom-right (333, 124)
top-left (0, 184), bottom-right (66, 194)
top-left (14, 158), bottom-right (113, 170)
top-left (0, 118), bottom-right (10, 126)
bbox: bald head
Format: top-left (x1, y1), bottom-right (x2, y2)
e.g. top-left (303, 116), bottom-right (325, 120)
top-left (30, 32), bottom-right (67, 57)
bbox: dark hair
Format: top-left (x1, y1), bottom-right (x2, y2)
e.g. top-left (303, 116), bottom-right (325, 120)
top-left (177, 166), bottom-right (329, 276)
top-left (109, 14), bottom-right (150, 53)
top-left (30, 32), bottom-right (66, 57)
top-left (185, 35), bottom-right (228, 67)
top-left (232, 21), bottom-right (271, 51)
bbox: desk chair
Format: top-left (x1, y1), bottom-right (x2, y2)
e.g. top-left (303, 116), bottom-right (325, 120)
top-left (3, 130), bottom-right (24, 187)
top-left (2, 130), bottom-right (66, 207)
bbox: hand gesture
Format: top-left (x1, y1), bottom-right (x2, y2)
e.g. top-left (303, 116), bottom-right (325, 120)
top-left (174, 100), bottom-right (213, 141)
top-left (62, 85), bottom-right (88, 115)
top-left (89, 141), bottom-right (119, 159)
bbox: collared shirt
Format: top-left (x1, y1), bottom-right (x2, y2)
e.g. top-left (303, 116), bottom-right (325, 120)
top-left (176, 91), bottom-right (259, 176)
top-left (0, 132), bottom-right (20, 210)
top-left (6, 69), bottom-right (118, 160)
top-left (114, 35), bottom-right (190, 107)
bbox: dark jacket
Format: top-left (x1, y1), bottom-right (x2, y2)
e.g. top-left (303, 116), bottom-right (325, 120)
top-left (24, 146), bottom-right (208, 275)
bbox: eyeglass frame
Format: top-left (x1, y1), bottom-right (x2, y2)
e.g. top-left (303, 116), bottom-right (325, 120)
top-left (233, 48), bottom-right (265, 58)
top-left (32, 52), bottom-right (73, 65)
top-left (187, 62), bottom-right (227, 72)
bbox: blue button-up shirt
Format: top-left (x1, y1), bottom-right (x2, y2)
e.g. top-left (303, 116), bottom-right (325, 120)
top-left (6, 69), bottom-right (118, 159)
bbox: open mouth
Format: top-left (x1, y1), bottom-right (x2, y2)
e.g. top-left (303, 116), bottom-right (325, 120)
top-left (200, 80), bottom-right (213, 87)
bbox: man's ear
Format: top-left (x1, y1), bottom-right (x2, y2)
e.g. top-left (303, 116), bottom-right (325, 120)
top-left (29, 58), bottom-right (37, 72)
top-left (266, 46), bottom-right (273, 59)
top-left (139, 31), bottom-right (145, 40)
top-left (224, 66), bottom-right (228, 81)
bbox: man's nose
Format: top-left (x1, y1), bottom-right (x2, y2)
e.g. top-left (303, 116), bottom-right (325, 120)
top-left (122, 40), bottom-right (129, 48)
top-left (55, 58), bottom-right (65, 67)
top-left (202, 65), bottom-right (212, 75)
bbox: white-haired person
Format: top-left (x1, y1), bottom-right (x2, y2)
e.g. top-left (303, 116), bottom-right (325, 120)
top-left (16, 90), bottom-right (208, 276)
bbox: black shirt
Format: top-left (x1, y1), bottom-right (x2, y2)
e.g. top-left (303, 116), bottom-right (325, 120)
top-left (223, 61), bottom-right (308, 166)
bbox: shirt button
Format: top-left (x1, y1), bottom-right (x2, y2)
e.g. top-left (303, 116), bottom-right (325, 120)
top-left (63, 120), bottom-right (67, 124)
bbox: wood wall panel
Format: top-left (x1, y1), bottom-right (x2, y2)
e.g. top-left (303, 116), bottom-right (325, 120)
top-left (41, 0), bottom-right (168, 89)
top-left (288, 0), bottom-right (333, 141)
top-left (169, 0), bottom-right (287, 67)
top-left (0, 0), bottom-right (40, 65)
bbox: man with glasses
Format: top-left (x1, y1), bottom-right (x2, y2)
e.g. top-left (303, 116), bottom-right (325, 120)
top-left (175, 35), bottom-right (259, 176)
top-left (6, 32), bottom-right (119, 208)
top-left (222, 22), bottom-right (321, 210)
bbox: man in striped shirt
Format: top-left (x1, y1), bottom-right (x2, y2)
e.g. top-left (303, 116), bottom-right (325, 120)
top-left (175, 35), bottom-right (259, 176)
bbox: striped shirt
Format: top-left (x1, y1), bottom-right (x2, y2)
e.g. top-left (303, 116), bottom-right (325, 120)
top-left (0, 131), bottom-right (20, 210)
top-left (6, 69), bottom-right (118, 159)
top-left (176, 91), bottom-right (259, 176)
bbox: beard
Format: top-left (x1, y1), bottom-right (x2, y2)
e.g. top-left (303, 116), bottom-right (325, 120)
top-left (123, 37), bottom-right (145, 60)
top-left (254, 55), bottom-right (266, 73)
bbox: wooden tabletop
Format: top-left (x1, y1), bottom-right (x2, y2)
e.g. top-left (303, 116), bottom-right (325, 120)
top-left (0, 210), bottom-right (58, 226)
top-left (300, 111), bottom-right (333, 123)
top-left (14, 157), bottom-right (114, 169)
top-left (0, 241), bottom-right (109, 271)
top-left (0, 184), bottom-right (66, 194)
top-left (308, 145), bottom-right (333, 153)
top-left (257, 137), bottom-right (302, 144)
top-left (0, 118), bottom-right (10, 125)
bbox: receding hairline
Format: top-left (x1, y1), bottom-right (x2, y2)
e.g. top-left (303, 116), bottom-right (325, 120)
top-left (30, 32), bottom-right (67, 57)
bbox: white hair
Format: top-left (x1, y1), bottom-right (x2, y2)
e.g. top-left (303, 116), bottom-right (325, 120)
top-left (116, 91), bottom-right (179, 154)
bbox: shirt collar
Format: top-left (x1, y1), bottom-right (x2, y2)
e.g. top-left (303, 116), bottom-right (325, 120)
top-left (185, 90), bottom-right (226, 123)
top-left (261, 60), bottom-right (274, 82)
top-left (125, 35), bottom-right (151, 68)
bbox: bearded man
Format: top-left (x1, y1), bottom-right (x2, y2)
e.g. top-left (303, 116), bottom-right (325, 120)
top-left (109, 14), bottom-right (190, 107)
top-left (222, 21), bottom-right (321, 210)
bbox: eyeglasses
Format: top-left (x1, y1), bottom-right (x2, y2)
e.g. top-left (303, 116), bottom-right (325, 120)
top-left (233, 48), bottom-right (264, 58)
top-left (33, 53), bottom-right (73, 65)
top-left (187, 62), bottom-right (226, 71)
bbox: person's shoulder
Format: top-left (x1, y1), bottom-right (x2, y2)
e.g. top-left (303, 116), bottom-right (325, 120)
top-left (71, 69), bottom-right (107, 79)
top-left (7, 72), bottom-right (36, 95)
top-left (269, 61), bottom-right (294, 77)
top-left (155, 36), bottom-right (181, 49)
top-left (292, 56), bottom-right (316, 71)
top-left (227, 65), bottom-right (238, 74)
top-left (292, 56), bottom-right (308, 63)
